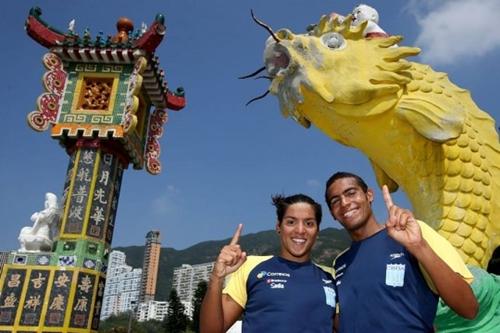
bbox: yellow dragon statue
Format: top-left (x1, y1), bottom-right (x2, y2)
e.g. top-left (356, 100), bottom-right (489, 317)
top-left (256, 12), bottom-right (500, 270)
top-left (249, 8), bottom-right (500, 331)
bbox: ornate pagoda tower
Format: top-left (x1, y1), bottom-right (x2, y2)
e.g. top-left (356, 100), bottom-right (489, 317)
top-left (0, 7), bottom-right (185, 333)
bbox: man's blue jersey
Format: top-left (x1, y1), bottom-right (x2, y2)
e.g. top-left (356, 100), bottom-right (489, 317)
top-left (224, 256), bottom-right (336, 333)
top-left (334, 222), bottom-right (473, 333)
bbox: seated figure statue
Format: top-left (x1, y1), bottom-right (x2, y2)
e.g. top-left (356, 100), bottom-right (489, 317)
top-left (18, 192), bottom-right (59, 252)
top-left (351, 4), bottom-right (389, 38)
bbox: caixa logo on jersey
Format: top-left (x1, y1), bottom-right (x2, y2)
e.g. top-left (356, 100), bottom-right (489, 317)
top-left (256, 271), bottom-right (290, 289)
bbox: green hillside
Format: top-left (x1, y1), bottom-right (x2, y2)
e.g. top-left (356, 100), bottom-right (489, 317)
top-left (115, 227), bottom-right (350, 301)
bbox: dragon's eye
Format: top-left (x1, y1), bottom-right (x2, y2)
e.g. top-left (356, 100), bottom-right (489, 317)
top-left (321, 32), bottom-right (345, 50)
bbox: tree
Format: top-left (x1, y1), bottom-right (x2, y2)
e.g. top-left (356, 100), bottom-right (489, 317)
top-left (190, 280), bottom-right (208, 333)
top-left (98, 313), bottom-right (146, 333)
top-left (163, 288), bottom-right (190, 333)
top-left (141, 319), bottom-right (164, 333)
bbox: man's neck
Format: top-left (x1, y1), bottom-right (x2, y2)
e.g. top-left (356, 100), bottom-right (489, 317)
top-left (349, 218), bottom-right (384, 241)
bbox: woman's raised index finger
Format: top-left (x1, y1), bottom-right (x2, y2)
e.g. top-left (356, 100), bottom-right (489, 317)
top-left (229, 223), bottom-right (243, 245)
top-left (382, 185), bottom-right (394, 210)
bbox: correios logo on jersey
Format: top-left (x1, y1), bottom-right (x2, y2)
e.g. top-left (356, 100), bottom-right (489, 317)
top-left (256, 271), bottom-right (291, 279)
top-left (257, 271), bottom-right (267, 279)
top-left (257, 271), bottom-right (290, 289)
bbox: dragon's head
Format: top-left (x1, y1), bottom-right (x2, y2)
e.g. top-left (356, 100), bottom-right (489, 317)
top-left (263, 15), bottom-right (420, 128)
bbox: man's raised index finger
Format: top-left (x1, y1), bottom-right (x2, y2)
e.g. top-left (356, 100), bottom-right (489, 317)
top-left (229, 223), bottom-right (243, 245)
top-left (382, 185), bottom-right (395, 210)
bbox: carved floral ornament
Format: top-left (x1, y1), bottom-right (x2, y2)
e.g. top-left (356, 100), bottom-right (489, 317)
top-left (122, 56), bottom-right (147, 134)
top-left (145, 108), bottom-right (168, 175)
top-left (27, 53), bottom-right (67, 131)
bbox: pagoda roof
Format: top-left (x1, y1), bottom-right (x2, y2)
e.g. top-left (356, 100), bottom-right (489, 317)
top-left (25, 7), bottom-right (185, 111)
top-left (26, 7), bottom-right (166, 52)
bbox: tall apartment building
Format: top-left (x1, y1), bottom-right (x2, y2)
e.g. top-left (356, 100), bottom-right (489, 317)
top-left (136, 299), bottom-right (192, 322)
top-left (171, 262), bottom-right (214, 317)
top-left (139, 230), bottom-right (161, 303)
top-left (136, 300), bottom-right (169, 322)
top-left (100, 250), bottom-right (142, 320)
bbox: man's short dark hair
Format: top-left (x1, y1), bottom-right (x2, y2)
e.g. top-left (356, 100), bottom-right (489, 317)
top-left (324, 171), bottom-right (369, 204)
top-left (272, 194), bottom-right (322, 227)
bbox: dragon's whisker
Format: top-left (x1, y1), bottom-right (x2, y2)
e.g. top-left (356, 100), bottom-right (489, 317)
top-left (238, 66), bottom-right (266, 79)
top-left (251, 9), bottom-right (280, 43)
top-left (245, 90), bottom-right (270, 106)
top-left (255, 75), bottom-right (273, 80)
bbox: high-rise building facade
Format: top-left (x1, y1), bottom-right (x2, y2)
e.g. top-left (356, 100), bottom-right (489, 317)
top-left (100, 251), bottom-right (142, 320)
top-left (171, 262), bottom-right (214, 317)
top-left (139, 230), bottom-right (161, 303)
top-left (135, 299), bottom-right (191, 322)
top-left (136, 300), bottom-right (169, 322)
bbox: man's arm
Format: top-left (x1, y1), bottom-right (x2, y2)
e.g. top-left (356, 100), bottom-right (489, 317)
top-left (200, 224), bottom-right (247, 333)
top-left (407, 238), bottom-right (478, 319)
top-left (382, 185), bottom-right (478, 319)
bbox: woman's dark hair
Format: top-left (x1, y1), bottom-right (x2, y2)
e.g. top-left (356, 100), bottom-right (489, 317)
top-left (272, 194), bottom-right (322, 226)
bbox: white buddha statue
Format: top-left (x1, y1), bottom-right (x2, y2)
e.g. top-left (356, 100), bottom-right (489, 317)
top-left (18, 192), bottom-right (60, 252)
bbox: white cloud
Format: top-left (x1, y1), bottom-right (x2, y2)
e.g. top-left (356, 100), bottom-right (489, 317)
top-left (151, 185), bottom-right (179, 216)
top-left (166, 184), bottom-right (178, 193)
top-left (410, 0), bottom-right (500, 65)
top-left (306, 179), bottom-right (321, 188)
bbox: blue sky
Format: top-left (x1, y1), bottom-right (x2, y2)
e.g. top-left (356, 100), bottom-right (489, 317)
top-left (0, 0), bottom-right (499, 251)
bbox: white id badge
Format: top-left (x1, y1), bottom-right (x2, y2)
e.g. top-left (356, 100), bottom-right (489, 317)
top-left (323, 286), bottom-right (336, 307)
top-left (385, 263), bottom-right (405, 287)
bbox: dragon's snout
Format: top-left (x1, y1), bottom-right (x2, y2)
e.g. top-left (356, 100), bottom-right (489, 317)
top-left (264, 44), bottom-right (291, 78)
top-left (240, 11), bottom-right (296, 106)
top-left (264, 29), bottom-right (294, 77)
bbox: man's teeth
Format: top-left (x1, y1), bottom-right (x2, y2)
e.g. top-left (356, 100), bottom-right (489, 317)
top-left (343, 209), bottom-right (357, 218)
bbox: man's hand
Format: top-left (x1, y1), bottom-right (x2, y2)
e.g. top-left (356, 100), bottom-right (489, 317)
top-left (383, 186), bottom-right (479, 320)
top-left (383, 185), bottom-right (423, 250)
top-left (212, 224), bottom-right (247, 279)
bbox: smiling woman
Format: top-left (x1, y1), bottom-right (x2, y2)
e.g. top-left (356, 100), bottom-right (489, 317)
top-left (273, 194), bottom-right (321, 262)
top-left (200, 193), bottom-right (336, 333)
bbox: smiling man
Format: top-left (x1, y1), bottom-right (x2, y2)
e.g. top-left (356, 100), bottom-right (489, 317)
top-left (325, 171), bottom-right (478, 333)
top-left (200, 194), bottom-right (336, 333)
